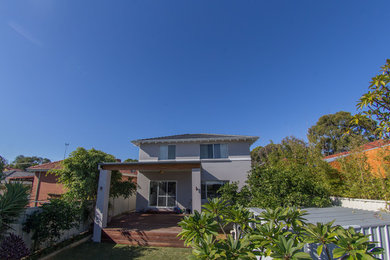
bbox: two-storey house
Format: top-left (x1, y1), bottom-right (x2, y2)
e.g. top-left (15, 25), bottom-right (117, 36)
top-left (93, 133), bottom-right (258, 242)
top-left (132, 134), bottom-right (258, 212)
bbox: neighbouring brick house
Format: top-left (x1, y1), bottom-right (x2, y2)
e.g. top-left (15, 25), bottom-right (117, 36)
top-left (27, 161), bottom-right (65, 207)
top-left (324, 140), bottom-right (390, 178)
top-left (27, 160), bottom-right (138, 207)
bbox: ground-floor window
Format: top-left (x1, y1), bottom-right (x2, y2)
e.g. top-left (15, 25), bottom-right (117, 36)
top-left (201, 181), bottom-right (229, 200)
top-left (149, 181), bottom-right (176, 207)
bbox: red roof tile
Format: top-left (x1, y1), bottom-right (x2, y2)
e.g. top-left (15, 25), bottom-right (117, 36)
top-left (28, 160), bottom-right (63, 171)
top-left (323, 140), bottom-right (390, 160)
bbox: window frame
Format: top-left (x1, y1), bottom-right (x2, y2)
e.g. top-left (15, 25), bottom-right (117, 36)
top-left (159, 145), bottom-right (176, 160)
top-left (200, 144), bottom-right (228, 159)
top-left (148, 180), bottom-right (177, 208)
top-left (201, 180), bottom-right (229, 200)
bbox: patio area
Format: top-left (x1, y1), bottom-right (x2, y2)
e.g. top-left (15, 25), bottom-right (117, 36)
top-left (102, 213), bottom-right (186, 247)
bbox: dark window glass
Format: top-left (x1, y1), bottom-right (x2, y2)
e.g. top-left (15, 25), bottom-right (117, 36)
top-left (200, 145), bottom-right (208, 159)
top-left (207, 144), bottom-right (213, 158)
top-left (200, 144), bottom-right (214, 159)
top-left (149, 181), bottom-right (158, 206)
top-left (206, 183), bottom-right (222, 199)
top-left (150, 181), bottom-right (177, 207)
top-left (201, 183), bottom-right (206, 199)
top-left (168, 182), bottom-right (176, 196)
top-left (168, 145), bottom-right (176, 159)
top-left (205, 181), bottom-right (229, 199)
top-left (214, 144), bottom-right (221, 158)
top-left (158, 182), bottom-right (166, 195)
top-left (167, 197), bottom-right (176, 207)
top-left (158, 197), bottom-right (167, 207)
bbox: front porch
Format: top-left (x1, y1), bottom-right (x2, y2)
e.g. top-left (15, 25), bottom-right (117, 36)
top-left (93, 161), bottom-right (201, 244)
top-left (102, 212), bottom-right (185, 247)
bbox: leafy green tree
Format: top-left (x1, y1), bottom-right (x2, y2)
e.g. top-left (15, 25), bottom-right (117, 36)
top-left (248, 165), bottom-right (330, 209)
top-left (0, 156), bottom-right (6, 173)
top-left (23, 199), bottom-right (80, 249)
top-left (123, 158), bottom-right (138, 162)
top-left (9, 155), bottom-right (51, 170)
top-left (53, 147), bottom-right (136, 218)
top-left (0, 183), bottom-right (30, 239)
top-left (0, 156), bottom-right (7, 180)
top-left (308, 111), bottom-right (377, 156)
top-left (217, 182), bottom-right (251, 207)
top-left (251, 143), bottom-right (281, 166)
top-left (243, 137), bottom-right (333, 209)
top-left (335, 145), bottom-right (390, 200)
top-left (354, 59), bottom-right (390, 138)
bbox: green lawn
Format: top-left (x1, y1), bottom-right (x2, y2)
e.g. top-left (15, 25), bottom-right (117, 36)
top-left (50, 242), bottom-right (192, 260)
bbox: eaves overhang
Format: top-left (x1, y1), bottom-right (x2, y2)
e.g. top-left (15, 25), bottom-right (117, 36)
top-left (131, 135), bottom-right (259, 147)
top-left (99, 160), bottom-right (201, 171)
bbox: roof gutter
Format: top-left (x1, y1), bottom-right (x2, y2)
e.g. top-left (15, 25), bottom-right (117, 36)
top-left (131, 136), bottom-right (259, 146)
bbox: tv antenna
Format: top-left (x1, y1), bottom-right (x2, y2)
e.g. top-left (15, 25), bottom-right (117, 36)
top-left (64, 143), bottom-right (70, 159)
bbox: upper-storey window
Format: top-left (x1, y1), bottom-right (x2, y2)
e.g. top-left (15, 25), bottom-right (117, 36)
top-left (159, 145), bottom-right (176, 160)
top-left (200, 144), bottom-right (228, 159)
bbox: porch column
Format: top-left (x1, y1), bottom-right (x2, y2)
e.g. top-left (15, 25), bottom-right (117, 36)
top-left (92, 169), bottom-right (111, 242)
top-left (191, 168), bottom-right (201, 213)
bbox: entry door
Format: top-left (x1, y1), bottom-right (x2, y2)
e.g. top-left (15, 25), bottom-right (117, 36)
top-left (149, 181), bottom-right (176, 207)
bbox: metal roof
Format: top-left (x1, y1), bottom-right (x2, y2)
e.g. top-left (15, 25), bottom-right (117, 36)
top-left (3, 170), bottom-right (34, 179)
top-left (248, 207), bottom-right (390, 228)
top-left (131, 133), bottom-right (259, 146)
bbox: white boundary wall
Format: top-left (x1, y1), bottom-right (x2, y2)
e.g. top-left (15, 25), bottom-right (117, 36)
top-left (331, 197), bottom-right (389, 212)
top-left (8, 194), bottom-right (135, 250)
top-left (108, 194), bottom-right (136, 218)
top-left (9, 207), bottom-right (90, 250)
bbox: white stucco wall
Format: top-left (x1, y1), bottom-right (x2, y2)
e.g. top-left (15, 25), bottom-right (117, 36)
top-left (136, 170), bottom-right (193, 211)
top-left (139, 141), bottom-right (252, 161)
top-left (135, 140), bottom-right (253, 212)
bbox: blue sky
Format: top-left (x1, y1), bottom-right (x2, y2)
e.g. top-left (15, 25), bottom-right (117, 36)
top-left (1, 0), bottom-right (389, 162)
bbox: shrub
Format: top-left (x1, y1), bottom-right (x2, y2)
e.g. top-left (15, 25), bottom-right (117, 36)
top-left (178, 199), bottom-right (384, 259)
top-left (23, 199), bottom-right (81, 249)
top-left (0, 183), bottom-right (30, 239)
top-left (217, 182), bottom-right (251, 207)
top-left (247, 165), bottom-right (331, 208)
top-left (0, 233), bottom-right (30, 260)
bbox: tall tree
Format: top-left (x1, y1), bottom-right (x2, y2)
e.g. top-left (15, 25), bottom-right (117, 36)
top-left (0, 156), bottom-right (6, 179)
top-left (247, 136), bottom-right (332, 208)
top-left (354, 59), bottom-right (390, 138)
top-left (52, 147), bottom-right (136, 216)
top-left (308, 111), bottom-right (377, 155)
top-left (123, 158), bottom-right (138, 162)
top-left (10, 155), bottom-right (51, 170)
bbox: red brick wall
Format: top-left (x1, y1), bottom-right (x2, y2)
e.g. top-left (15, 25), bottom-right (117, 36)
top-left (328, 146), bottom-right (390, 178)
top-left (28, 170), bottom-right (138, 207)
top-left (29, 171), bottom-right (66, 207)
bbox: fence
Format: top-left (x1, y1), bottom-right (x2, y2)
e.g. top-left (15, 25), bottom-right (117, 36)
top-left (9, 207), bottom-right (90, 250)
top-left (7, 194), bottom-right (136, 250)
top-left (331, 196), bottom-right (389, 212)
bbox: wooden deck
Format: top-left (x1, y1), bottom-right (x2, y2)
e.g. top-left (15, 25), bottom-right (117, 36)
top-left (102, 213), bottom-right (186, 248)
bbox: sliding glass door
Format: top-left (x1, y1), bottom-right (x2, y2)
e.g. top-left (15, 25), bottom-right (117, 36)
top-left (149, 181), bottom-right (176, 207)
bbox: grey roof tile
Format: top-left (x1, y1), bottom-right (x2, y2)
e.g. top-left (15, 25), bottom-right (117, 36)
top-left (132, 133), bottom-right (259, 146)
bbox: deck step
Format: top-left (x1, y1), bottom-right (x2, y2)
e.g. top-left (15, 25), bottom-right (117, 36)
top-left (102, 229), bottom-right (186, 248)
